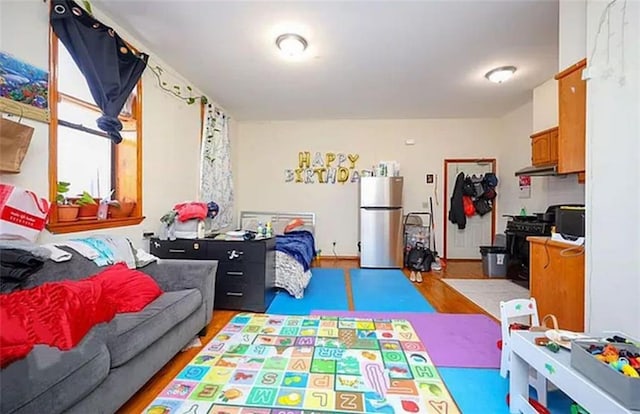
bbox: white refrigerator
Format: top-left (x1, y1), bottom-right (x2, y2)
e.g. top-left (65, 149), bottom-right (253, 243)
top-left (359, 176), bottom-right (404, 268)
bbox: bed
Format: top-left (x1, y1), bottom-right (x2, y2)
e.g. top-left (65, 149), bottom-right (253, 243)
top-left (239, 211), bottom-right (316, 299)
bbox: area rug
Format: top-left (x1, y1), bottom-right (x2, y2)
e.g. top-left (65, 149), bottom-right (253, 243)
top-left (350, 269), bottom-right (436, 312)
top-left (310, 311), bottom-right (501, 369)
top-left (442, 279), bottom-right (529, 320)
top-left (144, 313), bottom-right (460, 414)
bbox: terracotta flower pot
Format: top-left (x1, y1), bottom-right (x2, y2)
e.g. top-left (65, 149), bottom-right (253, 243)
top-left (57, 204), bottom-right (80, 222)
top-left (69, 197), bottom-right (101, 220)
top-left (108, 200), bottom-right (136, 219)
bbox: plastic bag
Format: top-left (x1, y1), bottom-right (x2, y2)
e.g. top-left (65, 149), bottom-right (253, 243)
top-left (0, 184), bottom-right (50, 242)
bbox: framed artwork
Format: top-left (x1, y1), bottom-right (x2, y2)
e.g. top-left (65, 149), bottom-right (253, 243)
top-left (0, 51), bottom-right (50, 123)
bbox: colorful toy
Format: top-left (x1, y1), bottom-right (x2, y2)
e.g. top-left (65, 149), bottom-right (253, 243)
top-left (506, 393), bottom-right (550, 414)
top-left (586, 342), bottom-right (640, 377)
top-left (570, 403), bottom-right (590, 414)
top-left (621, 364), bottom-right (640, 378)
top-left (545, 342), bottom-right (560, 353)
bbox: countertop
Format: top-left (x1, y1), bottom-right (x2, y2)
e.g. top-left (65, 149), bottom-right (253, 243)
top-left (527, 235), bottom-right (584, 249)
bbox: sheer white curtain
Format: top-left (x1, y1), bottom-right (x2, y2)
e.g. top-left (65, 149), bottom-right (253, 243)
top-left (199, 105), bottom-right (233, 230)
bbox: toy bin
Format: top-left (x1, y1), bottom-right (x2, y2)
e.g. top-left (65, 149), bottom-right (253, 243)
top-left (479, 246), bottom-right (508, 277)
top-left (570, 339), bottom-right (640, 410)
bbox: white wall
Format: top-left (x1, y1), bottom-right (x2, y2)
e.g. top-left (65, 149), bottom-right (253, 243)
top-left (237, 119), bottom-right (504, 256)
top-left (498, 100), bottom-right (585, 233)
top-left (0, 0), bottom-right (225, 247)
top-left (532, 78), bottom-right (559, 131)
top-left (585, 0), bottom-right (640, 337)
top-left (559, 0), bottom-right (587, 70)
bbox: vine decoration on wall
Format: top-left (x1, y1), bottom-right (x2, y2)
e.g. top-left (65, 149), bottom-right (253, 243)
top-left (147, 65), bottom-right (208, 106)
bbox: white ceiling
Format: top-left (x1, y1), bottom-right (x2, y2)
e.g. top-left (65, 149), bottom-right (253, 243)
top-left (95, 0), bottom-right (559, 121)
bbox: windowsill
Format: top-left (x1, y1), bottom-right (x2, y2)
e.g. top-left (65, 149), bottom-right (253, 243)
top-left (47, 216), bottom-right (145, 234)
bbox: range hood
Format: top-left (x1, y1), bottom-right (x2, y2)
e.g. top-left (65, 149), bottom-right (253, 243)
top-left (514, 164), bottom-right (558, 177)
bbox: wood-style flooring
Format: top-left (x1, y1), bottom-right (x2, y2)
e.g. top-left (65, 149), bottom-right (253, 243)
top-left (117, 259), bottom-right (488, 413)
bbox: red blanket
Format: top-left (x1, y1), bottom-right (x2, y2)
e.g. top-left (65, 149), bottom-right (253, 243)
top-left (0, 263), bottom-right (162, 368)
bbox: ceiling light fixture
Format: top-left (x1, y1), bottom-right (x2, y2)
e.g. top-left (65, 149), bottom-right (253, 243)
top-left (276, 33), bottom-right (308, 58)
top-left (485, 66), bottom-right (517, 83)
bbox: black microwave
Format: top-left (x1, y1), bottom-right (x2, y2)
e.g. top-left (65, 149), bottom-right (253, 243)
top-left (556, 206), bottom-right (585, 239)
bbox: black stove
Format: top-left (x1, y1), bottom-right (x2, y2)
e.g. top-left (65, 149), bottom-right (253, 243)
top-left (506, 220), bottom-right (553, 235)
top-left (502, 204), bottom-right (585, 288)
top-left (503, 208), bottom-right (558, 289)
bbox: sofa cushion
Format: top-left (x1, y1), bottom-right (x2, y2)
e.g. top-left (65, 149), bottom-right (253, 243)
top-left (0, 331), bottom-right (109, 414)
top-left (106, 288), bottom-right (202, 368)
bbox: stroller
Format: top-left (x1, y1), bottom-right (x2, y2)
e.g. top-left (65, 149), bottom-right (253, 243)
top-left (403, 212), bottom-right (434, 283)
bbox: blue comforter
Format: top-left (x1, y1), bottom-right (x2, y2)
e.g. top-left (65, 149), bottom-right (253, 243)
top-left (275, 230), bottom-right (316, 271)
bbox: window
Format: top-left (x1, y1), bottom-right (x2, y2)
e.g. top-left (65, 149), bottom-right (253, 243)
top-left (47, 31), bottom-right (144, 233)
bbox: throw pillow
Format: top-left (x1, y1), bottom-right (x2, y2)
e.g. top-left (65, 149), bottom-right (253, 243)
top-left (284, 218), bottom-right (305, 233)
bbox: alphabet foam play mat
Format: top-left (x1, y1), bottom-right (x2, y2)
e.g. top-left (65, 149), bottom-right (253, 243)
top-left (144, 313), bottom-right (460, 413)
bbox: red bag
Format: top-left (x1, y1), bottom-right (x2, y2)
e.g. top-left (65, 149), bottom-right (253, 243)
top-left (0, 184), bottom-right (50, 242)
top-left (463, 195), bottom-right (476, 217)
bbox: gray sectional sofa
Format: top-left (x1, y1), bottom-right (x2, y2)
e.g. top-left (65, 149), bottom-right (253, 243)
top-left (0, 252), bottom-right (217, 414)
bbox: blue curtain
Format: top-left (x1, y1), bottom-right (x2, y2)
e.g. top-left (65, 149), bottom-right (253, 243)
top-left (50, 0), bottom-right (148, 144)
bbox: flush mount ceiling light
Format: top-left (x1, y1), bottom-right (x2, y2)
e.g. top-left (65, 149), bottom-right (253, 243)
top-left (485, 66), bottom-right (517, 83)
top-left (276, 33), bottom-right (308, 58)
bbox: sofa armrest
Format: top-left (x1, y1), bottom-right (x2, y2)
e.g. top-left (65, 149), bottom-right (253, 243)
top-left (141, 259), bottom-right (217, 326)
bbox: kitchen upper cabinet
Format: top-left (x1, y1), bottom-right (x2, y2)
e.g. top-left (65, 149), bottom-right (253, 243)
top-left (555, 59), bottom-right (587, 174)
top-left (531, 127), bottom-right (559, 166)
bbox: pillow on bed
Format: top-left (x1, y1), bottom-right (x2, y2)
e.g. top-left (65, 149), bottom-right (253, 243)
top-left (284, 218), bottom-right (305, 233)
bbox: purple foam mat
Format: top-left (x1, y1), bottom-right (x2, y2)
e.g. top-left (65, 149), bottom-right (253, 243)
top-left (310, 310), bottom-right (501, 369)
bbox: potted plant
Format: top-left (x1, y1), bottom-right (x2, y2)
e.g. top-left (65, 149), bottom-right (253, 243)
top-left (75, 191), bottom-right (99, 220)
top-left (108, 197), bottom-right (136, 219)
top-left (56, 181), bottom-right (80, 222)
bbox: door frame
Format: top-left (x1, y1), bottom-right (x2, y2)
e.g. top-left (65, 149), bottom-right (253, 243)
top-left (443, 158), bottom-right (497, 260)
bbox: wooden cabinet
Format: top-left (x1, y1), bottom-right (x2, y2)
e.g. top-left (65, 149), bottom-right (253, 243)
top-left (555, 59), bottom-right (587, 174)
top-left (149, 237), bottom-right (277, 312)
top-left (530, 127), bottom-right (559, 166)
top-left (528, 237), bottom-right (585, 332)
top-left (578, 172), bottom-right (586, 183)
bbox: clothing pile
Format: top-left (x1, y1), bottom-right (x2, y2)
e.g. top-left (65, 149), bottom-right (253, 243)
top-left (160, 201), bottom-right (220, 239)
top-left (0, 248), bottom-right (45, 292)
top-left (0, 263), bottom-right (163, 368)
top-left (0, 235), bottom-right (157, 292)
top-left (449, 172), bottom-right (499, 229)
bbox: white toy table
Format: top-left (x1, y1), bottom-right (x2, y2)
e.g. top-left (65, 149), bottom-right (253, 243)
top-left (509, 330), bottom-right (640, 414)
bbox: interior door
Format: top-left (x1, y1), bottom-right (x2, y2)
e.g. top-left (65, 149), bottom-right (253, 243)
top-left (446, 162), bottom-right (493, 259)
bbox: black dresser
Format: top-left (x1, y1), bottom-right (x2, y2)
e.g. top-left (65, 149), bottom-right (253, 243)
top-left (149, 237), bottom-right (276, 312)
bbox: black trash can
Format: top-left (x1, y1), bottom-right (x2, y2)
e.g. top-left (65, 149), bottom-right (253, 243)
top-left (479, 246), bottom-right (509, 277)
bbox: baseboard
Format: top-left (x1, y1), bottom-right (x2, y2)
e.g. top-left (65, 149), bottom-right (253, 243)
top-left (445, 258), bottom-right (482, 262)
top-left (316, 255), bottom-right (359, 260)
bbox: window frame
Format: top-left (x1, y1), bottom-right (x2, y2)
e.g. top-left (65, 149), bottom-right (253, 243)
top-left (47, 28), bottom-right (144, 234)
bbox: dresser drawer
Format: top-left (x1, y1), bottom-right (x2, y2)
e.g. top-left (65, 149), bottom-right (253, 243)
top-left (214, 282), bottom-right (262, 311)
top-left (216, 262), bottom-right (265, 284)
top-left (208, 241), bottom-right (266, 264)
top-left (149, 239), bottom-right (207, 259)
